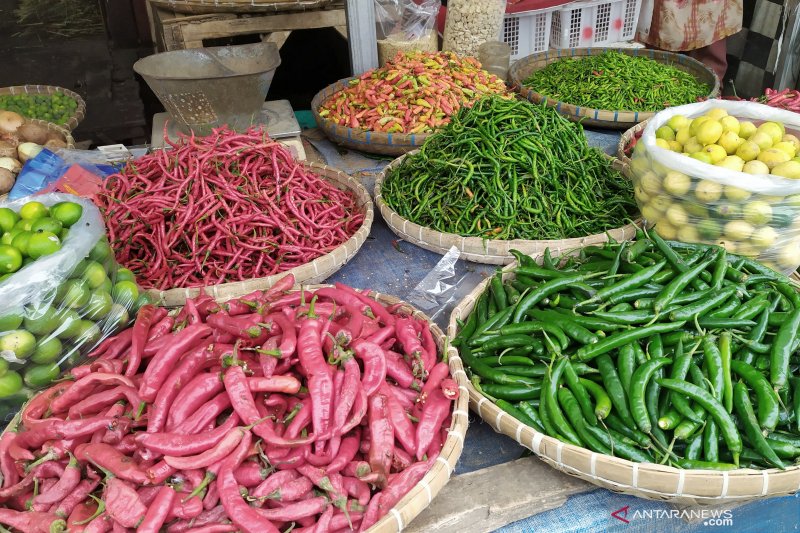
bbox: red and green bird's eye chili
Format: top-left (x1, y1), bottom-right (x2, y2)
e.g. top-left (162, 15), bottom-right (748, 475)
top-left (770, 307), bottom-right (800, 390)
top-left (733, 381), bottom-right (784, 469)
top-left (656, 379), bottom-right (742, 465)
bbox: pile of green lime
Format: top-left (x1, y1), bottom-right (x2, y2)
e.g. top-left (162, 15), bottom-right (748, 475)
top-left (0, 92), bottom-right (78, 126)
top-left (0, 200), bottom-right (143, 402)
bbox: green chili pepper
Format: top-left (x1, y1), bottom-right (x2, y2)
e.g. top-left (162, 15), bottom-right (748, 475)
top-left (730, 360), bottom-right (780, 433)
top-left (770, 307), bottom-right (800, 390)
top-left (629, 358), bottom-right (671, 433)
top-left (733, 381), bottom-right (784, 469)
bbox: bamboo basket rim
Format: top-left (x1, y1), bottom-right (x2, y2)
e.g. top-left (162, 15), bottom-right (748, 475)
top-left (0, 85), bottom-right (86, 131)
top-left (311, 77), bottom-right (433, 156)
top-left (144, 161), bottom-right (374, 307)
top-left (374, 150), bottom-right (640, 265)
top-left (617, 118), bottom-right (651, 167)
top-left (508, 48), bottom-right (720, 130)
top-left (28, 119), bottom-right (76, 150)
top-left (2, 284), bottom-right (469, 533)
top-left (150, 0), bottom-right (332, 14)
top-left (447, 250), bottom-right (800, 505)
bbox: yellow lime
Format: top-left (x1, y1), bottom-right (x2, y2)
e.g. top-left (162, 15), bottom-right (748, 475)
top-left (0, 330), bottom-right (36, 359)
top-left (50, 202), bottom-right (83, 228)
top-left (656, 126), bottom-right (676, 142)
top-left (0, 208), bottom-right (18, 233)
top-left (13, 220), bottom-right (32, 232)
top-left (723, 184), bottom-right (751, 201)
top-left (655, 221), bottom-right (678, 240)
top-left (750, 226), bottom-right (778, 249)
top-left (743, 201), bottom-right (772, 226)
top-left (677, 225), bottom-right (699, 242)
top-left (639, 171), bottom-right (662, 195)
top-left (73, 320), bottom-right (101, 347)
top-left (18, 201), bottom-right (49, 221)
top-left (662, 171), bottom-right (692, 195)
top-left (26, 232), bottom-right (61, 259)
top-left (665, 204), bottom-right (689, 226)
top-left (777, 240), bottom-right (800, 269)
top-left (0, 245), bottom-right (22, 274)
top-left (104, 303), bottom-right (130, 330)
top-left (695, 180), bottom-right (723, 202)
top-left (724, 220), bottom-right (755, 240)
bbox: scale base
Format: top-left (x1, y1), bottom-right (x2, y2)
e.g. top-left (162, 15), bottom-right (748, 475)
top-left (150, 99), bottom-right (305, 160)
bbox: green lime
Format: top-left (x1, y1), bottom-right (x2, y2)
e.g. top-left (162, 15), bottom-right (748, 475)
top-left (0, 330), bottom-right (36, 359)
top-left (70, 259), bottom-right (90, 279)
top-left (73, 320), bottom-right (101, 347)
top-left (83, 290), bottom-right (113, 320)
top-left (19, 202), bottom-right (49, 221)
top-left (0, 208), bottom-right (19, 233)
top-left (13, 220), bottom-right (33, 232)
top-left (0, 245), bottom-right (22, 274)
top-left (10, 232), bottom-right (32, 257)
top-left (23, 364), bottom-right (60, 388)
top-left (59, 228), bottom-right (69, 242)
top-left (0, 371), bottom-right (23, 398)
top-left (30, 337), bottom-right (62, 364)
top-left (0, 310), bottom-right (23, 331)
top-left (31, 217), bottom-right (63, 235)
top-left (26, 232), bottom-right (61, 259)
top-left (114, 268), bottom-right (136, 283)
top-left (0, 231), bottom-right (17, 246)
top-left (112, 281), bottom-right (139, 309)
top-left (23, 306), bottom-right (60, 336)
top-left (50, 202), bottom-right (83, 227)
top-left (89, 239), bottom-right (112, 263)
top-left (100, 278), bottom-right (113, 294)
top-left (103, 303), bottom-right (130, 331)
top-left (59, 279), bottom-right (90, 309)
top-left (81, 261), bottom-right (108, 289)
top-left (55, 310), bottom-right (82, 339)
top-left (697, 219), bottom-right (722, 240)
top-left (0, 359), bottom-right (8, 377)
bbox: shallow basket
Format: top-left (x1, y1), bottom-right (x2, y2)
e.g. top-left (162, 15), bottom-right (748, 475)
top-left (616, 118), bottom-right (650, 166)
top-left (144, 162), bottom-right (374, 307)
top-left (374, 150), bottom-right (639, 264)
top-left (0, 85), bottom-right (86, 131)
top-left (311, 77), bottom-right (433, 156)
top-left (447, 256), bottom-right (800, 505)
top-left (509, 48), bottom-right (720, 130)
top-left (150, 0), bottom-right (331, 13)
top-left (2, 286), bottom-right (469, 532)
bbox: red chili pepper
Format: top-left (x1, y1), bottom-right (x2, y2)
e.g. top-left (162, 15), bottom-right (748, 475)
top-left (342, 476), bottom-right (370, 506)
top-left (147, 342), bottom-right (215, 433)
top-left (7, 437), bottom-right (33, 461)
top-left (380, 383), bottom-right (416, 457)
top-left (378, 459), bottom-right (431, 515)
top-left (17, 415), bottom-right (129, 450)
top-left (74, 443), bottom-right (149, 484)
top-left (440, 378), bottom-right (459, 400)
top-left (68, 386), bottom-right (142, 419)
top-left (49, 373), bottom-right (136, 414)
top-left (206, 313), bottom-right (271, 344)
top-left (126, 304), bottom-right (159, 376)
top-left (257, 496), bottom-right (329, 522)
top-left (247, 375), bottom-right (301, 394)
top-left (384, 350), bottom-right (420, 391)
top-left (105, 477), bottom-right (147, 528)
top-left (333, 284), bottom-right (396, 326)
top-left (367, 392), bottom-right (394, 486)
top-left (137, 412), bottom-right (239, 457)
top-left (138, 485), bottom-right (176, 533)
top-left (413, 361), bottom-right (450, 416)
top-left (395, 317), bottom-right (427, 379)
top-left (148, 315), bottom-right (176, 342)
top-left (0, 509), bottom-right (65, 533)
top-left (364, 325), bottom-right (394, 345)
top-left (352, 340), bottom-right (387, 396)
top-left (51, 478), bottom-right (99, 518)
top-left (232, 461), bottom-right (268, 487)
top-left (217, 465), bottom-right (279, 533)
top-left (358, 493), bottom-right (382, 532)
top-left (166, 373), bottom-right (225, 431)
top-left (223, 298), bottom-right (253, 316)
top-left (297, 312), bottom-right (333, 439)
top-left (183, 525), bottom-right (237, 533)
top-left (168, 494), bottom-right (204, 521)
top-left (164, 427), bottom-right (245, 470)
top-left (32, 453), bottom-right (81, 506)
top-left (173, 393), bottom-right (232, 435)
top-left (20, 381), bottom-right (71, 429)
top-left (82, 514), bottom-right (112, 533)
top-left (66, 501), bottom-right (98, 533)
top-left (415, 387), bottom-right (451, 461)
top-left (263, 475), bottom-right (313, 502)
top-left (267, 313), bottom-right (297, 359)
top-left (94, 328), bottom-right (133, 361)
top-left (139, 323), bottom-right (212, 402)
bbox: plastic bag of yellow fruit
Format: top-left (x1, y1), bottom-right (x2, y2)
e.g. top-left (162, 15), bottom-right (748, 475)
top-left (630, 99), bottom-right (800, 273)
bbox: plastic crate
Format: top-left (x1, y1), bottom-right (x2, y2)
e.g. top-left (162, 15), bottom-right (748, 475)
top-left (502, 0), bottom-right (567, 60)
top-left (550, 0), bottom-right (642, 48)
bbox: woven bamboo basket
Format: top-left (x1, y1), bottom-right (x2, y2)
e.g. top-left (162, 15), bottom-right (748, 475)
top-left (145, 162), bottom-right (374, 307)
top-left (374, 151), bottom-right (639, 264)
top-left (150, 0), bottom-right (331, 13)
top-left (0, 85), bottom-right (86, 131)
top-left (311, 77), bottom-right (432, 156)
top-left (1, 286), bottom-right (468, 532)
top-left (509, 48), bottom-right (720, 130)
top-left (447, 257), bottom-right (800, 505)
top-left (617, 118), bottom-right (651, 167)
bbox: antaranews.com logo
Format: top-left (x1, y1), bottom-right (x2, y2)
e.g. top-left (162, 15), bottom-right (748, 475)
top-left (611, 506), bottom-right (734, 527)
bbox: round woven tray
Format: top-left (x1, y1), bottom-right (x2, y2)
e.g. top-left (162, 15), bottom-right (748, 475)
top-left (509, 48), bottom-right (720, 130)
top-left (0, 85), bottom-right (86, 131)
top-left (447, 258), bottom-right (800, 505)
top-left (1, 286), bottom-right (469, 532)
top-left (145, 162), bottom-right (374, 307)
top-left (374, 151), bottom-right (639, 264)
top-left (311, 77), bottom-right (433, 156)
top-left (617, 118), bottom-right (651, 166)
top-left (150, 0), bottom-right (331, 13)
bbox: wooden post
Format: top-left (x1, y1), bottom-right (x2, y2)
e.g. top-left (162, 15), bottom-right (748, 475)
top-left (344, 0), bottom-right (378, 75)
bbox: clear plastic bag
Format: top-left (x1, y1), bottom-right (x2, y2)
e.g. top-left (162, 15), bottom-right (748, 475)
top-left (630, 99), bottom-right (800, 273)
top-left (0, 193), bottom-right (142, 421)
top-left (442, 0), bottom-right (505, 58)
top-left (375, 0), bottom-right (441, 65)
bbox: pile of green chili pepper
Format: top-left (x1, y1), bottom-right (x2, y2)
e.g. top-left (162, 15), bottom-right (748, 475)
top-left (521, 51), bottom-right (710, 112)
top-left (453, 226), bottom-right (800, 470)
top-left (381, 97), bottom-right (636, 240)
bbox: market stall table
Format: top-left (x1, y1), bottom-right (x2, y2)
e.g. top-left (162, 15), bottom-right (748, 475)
top-left (311, 127), bottom-right (800, 533)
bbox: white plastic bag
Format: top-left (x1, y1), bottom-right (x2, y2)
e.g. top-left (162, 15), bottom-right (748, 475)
top-left (0, 193), bottom-right (140, 421)
top-left (630, 99), bottom-right (800, 273)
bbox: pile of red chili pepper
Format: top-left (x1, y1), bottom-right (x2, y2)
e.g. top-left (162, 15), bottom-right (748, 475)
top-left (0, 275), bottom-right (458, 532)
top-left (757, 88), bottom-right (800, 112)
top-left (97, 127), bottom-right (365, 291)
top-left (318, 51), bottom-right (511, 134)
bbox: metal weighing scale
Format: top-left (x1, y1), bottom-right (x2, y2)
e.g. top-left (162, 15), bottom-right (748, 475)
top-left (150, 99), bottom-right (305, 160)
